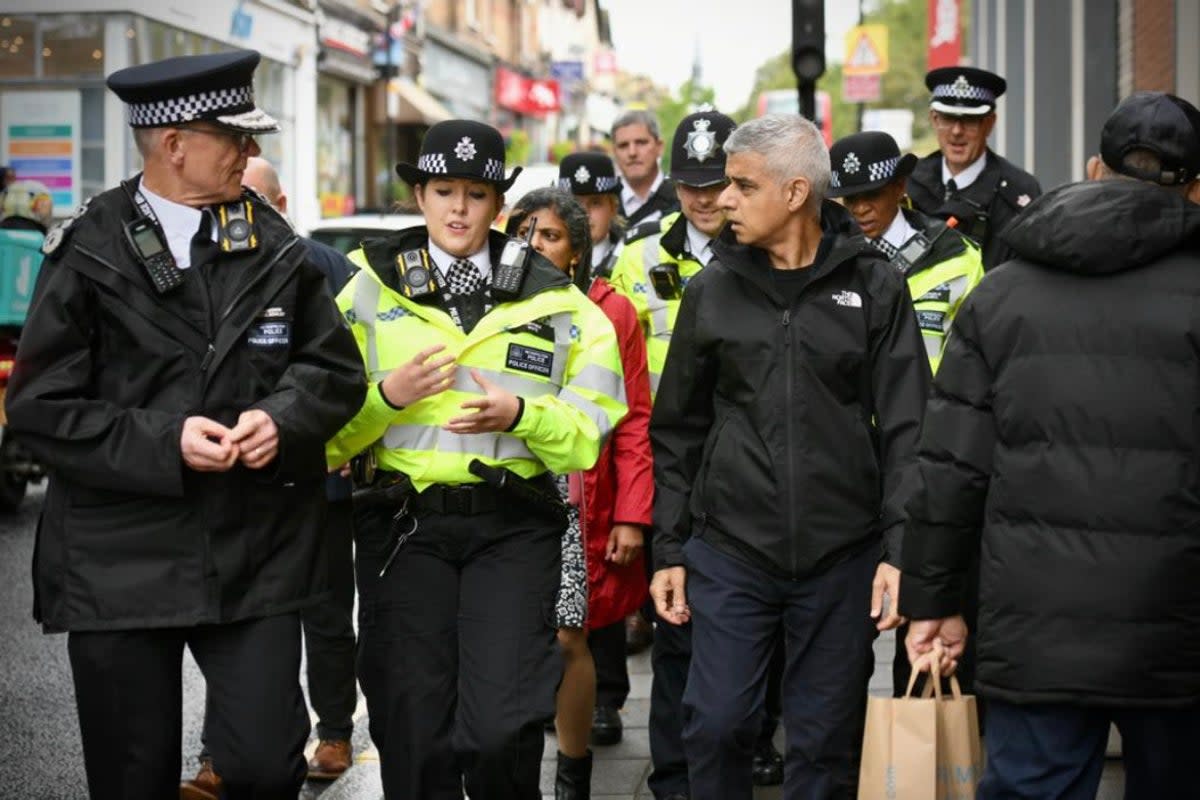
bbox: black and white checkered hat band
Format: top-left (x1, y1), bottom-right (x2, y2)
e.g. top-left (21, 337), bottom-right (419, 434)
top-left (557, 175), bottom-right (619, 192)
top-left (416, 153), bottom-right (506, 182)
top-left (831, 156), bottom-right (900, 189)
top-left (418, 153), bottom-right (448, 173)
top-left (830, 172), bottom-right (842, 189)
top-left (126, 85), bottom-right (254, 127)
top-left (932, 83), bottom-right (995, 104)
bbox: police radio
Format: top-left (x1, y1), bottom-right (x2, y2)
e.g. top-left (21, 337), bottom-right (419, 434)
top-left (123, 217), bottom-right (187, 294)
top-left (648, 262), bottom-right (682, 300)
top-left (892, 217), bottom-right (959, 273)
top-left (215, 200), bottom-right (259, 253)
top-left (395, 249), bottom-right (439, 299)
top-left (493, 216), bottom-right (536, 300)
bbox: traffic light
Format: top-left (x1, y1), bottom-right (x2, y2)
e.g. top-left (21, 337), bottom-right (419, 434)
top-left (792, 0), bottom-right (825, 121)
top-left (792, 0), bottom-right (826, 82)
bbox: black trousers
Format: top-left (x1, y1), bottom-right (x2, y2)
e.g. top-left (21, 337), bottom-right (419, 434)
top-left (682, 538), bottom-right (877, 800)
top-left (303, 498), bottom-right (357, 741)
top-left (355, 501), bottom-right (562, 800)
top-left (647, 601), bottom-right (692, 798)
top-left (591, 619), bottom-right (629, 709)
top-left (199, 499), bottom-right (357, 757)
top-left (68, 614), bottom-right (309, 800)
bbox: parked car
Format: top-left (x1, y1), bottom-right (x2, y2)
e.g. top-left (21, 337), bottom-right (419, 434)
top-left (304, 212), bottom-right (424, 255)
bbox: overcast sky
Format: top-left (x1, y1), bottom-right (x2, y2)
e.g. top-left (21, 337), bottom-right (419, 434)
top-left (600, 0), bottom-right (861, 110)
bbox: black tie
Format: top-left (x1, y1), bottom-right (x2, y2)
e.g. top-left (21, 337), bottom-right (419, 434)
top-left (943, 178), bottom-right (959, 203)
top-left (190, 210), bottom-right (218, 269)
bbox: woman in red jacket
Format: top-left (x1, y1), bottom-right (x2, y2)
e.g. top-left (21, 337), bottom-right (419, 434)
top-left (508, 186), bottom-right (654, 800)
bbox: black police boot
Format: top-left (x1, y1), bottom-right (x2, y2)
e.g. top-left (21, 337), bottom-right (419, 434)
top-left (590, 705), bottom-right (623, 746)
top-left (751, 740), bottom-right (784, 786)
top-left (555, 750), bottom-right (593, 800)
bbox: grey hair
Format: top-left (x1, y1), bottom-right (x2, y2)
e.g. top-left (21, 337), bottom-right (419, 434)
top-left (133, 128), bottom-right (165, 158)
top-left (505, 187), bottom-right (593, 284)
top-left (724, 113), bottom-right (831, 205)
top-left (611, 109), bottom-right (662, 141)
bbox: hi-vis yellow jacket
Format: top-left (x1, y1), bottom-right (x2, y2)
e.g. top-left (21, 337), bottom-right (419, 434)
top-left (898, 209), bottom-right (985, 374)
top-left (608, 212), bottom-right (704, 399)
top-left (326, 228), bottom-right (627, 490)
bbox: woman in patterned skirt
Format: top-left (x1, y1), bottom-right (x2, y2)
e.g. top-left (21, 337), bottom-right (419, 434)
top-left (508, 188), bottom-right (654, 800)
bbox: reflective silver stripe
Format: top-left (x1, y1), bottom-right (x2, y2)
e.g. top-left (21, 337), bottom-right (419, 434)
top-left (382, 424), bottom-right (535, 461)
top-left (452, 365), bottom-right (556, 398)
top-left (559, 388), bottom-right (615, 438)
top-left (571, 363), bottom-right (625, 404)
top-left (352, 278), bottom-right (382, 377)
top-left (648, 304), bottom-right (671, 337)
top-left (547, 312), bottom-right (573, 387)
top-left (639, 236), bottom-right (672, 335)
top-left (649, 370), bottom-right (662, 397)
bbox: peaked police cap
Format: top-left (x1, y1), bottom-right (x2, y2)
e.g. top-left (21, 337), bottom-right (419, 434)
top-left (395, 119), bottom-right (521, 192)
top-left (106, 50), bottom-right (279, 134)
top-left (925, 66), bottom-right (1006, 116)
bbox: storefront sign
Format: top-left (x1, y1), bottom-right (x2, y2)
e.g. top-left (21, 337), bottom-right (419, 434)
top-left (495, 67), bottom-right (561, 116)
top-left (322, 17), bottom-right (372, 58)
top-left (550, 61), bottom-right (584, 84)
top-left (1, 91), bottom-right (81, 212)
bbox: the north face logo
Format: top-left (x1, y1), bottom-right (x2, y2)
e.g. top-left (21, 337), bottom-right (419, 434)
top-left (832, 290), bottom-right (863, 308)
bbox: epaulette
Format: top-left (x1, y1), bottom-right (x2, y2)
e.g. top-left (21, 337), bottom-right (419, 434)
top-left (996, 177), bottom-right (1037, 212)
top-left (623, 219), bottom-right (661, 244)
top-left (40, 197), bottom-right (92, 259)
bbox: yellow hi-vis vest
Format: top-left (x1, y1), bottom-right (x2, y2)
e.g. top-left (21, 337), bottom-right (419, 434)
top-left (326, 247), bottom-right (627, 491)
top-left (608, 212), bottom-right (704, 400)
top-left (904, 233), bottom-right (984, 374)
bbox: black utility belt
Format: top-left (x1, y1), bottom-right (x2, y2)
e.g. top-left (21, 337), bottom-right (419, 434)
top-left (416, 481), bottom-right (503, 516)
top-left (356, 465), bottom-right (562, 519)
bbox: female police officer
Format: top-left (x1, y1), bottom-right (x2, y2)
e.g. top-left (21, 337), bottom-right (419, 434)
top-left (326, 120), bottom-right (627, 800)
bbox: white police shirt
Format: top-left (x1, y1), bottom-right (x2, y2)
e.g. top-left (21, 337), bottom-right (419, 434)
top-left (428, 239), bottom-right (491, 283)
top-left (685, 221), bottom-right (715, 267)
top-left (138, 181), bottom-right (218, 269)
top-left (880, 211), bottom-right (919, 252)
top-left (941, 151), bottom-right (988, 191)
top-left (620, 169), bottom-right (665, 220)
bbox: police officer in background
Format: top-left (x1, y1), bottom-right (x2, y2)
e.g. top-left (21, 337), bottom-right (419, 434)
top-left (906, 67), bottom-right (1041, 269)
top-left (326, 119), bottom-right (627, 800)
top-left (609, 107), bottom-right (746, 800)
top-left (612, 110), bottom-right (680, 227)
top-left (559, 151), bottom-right (626, 278)
top-left (5, 51), bottom-right (366, 800)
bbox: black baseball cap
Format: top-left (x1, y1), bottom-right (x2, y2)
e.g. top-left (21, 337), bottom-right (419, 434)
top-left (1100, 91), bottom-right (1200, 186)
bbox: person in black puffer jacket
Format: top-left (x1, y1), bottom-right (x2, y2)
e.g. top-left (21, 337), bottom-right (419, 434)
top-left (901, 92), bottom-right (1200, 800)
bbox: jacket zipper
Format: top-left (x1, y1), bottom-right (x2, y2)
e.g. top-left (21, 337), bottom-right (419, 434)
top-left (782, 307), bottom-right (798, 576)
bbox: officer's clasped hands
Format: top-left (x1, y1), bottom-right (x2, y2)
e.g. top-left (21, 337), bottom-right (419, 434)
top-left (181, 416), bottom-right (241, 472)
top-left (230, 408), bottom-right (280, 470)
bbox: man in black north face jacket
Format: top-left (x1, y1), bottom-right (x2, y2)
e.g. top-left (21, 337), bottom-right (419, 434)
top-left (649, 113), bottom-right (929, 799)
top-left (901, 92), bottom-right (1200, 799)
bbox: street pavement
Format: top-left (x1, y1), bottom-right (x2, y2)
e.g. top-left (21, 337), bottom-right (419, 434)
top-left (0, 489), bottom-right (1126, 798)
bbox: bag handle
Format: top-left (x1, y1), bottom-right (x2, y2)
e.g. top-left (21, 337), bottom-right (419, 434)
top-left (904, 640), bottom-right (963, 700)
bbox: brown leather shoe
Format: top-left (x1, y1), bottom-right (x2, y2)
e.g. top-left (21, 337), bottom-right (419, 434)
top-left (180, 757), bottom-right (221, 800)
top-left (307, 739), bottom-right (352, 781)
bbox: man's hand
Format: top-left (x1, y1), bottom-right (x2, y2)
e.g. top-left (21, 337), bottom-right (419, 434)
top-left (380, 344), bottom-right (456, 408)
top-left (870, 562), bottom-right (905, 631)
top-left (444, 370), bottom-right (520, 434)
top-left (906, 615), bottom-right (969, 677)
top-left (181, 416), bottom-right (240, 473)
top-left (230, 409), bottom-right (279, 470)
top-left (605, 524), bottom-right (644, 565)
top-left (650, 566), bottom-right (690, 626)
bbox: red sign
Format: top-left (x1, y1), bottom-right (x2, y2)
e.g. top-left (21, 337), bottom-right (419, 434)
top-left (592, 49), bottom-right (617, 76)
top-left (927, 0), bottom-right (962, 70)
top-left (843, 73), bottom-right (882, 103)
top-left (495, 67), bottom-right (561, 116)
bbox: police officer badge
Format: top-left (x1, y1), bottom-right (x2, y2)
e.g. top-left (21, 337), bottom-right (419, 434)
top-left (574, 165), bottom-right (591, 185)
top-left (454, 136), bottom-right (477, 162)
top-left (684, 118), bottom-right (718, 163)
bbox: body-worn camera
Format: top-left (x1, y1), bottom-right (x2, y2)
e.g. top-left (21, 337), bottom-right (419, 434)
top-left (649, 263), bottom-right (682, 300)
top-left (216, 200), bottom-right (258, 253)
top-left (396, 249), bottom-right (439, 299)
top-left (123, 217), bottom-right (187, 293)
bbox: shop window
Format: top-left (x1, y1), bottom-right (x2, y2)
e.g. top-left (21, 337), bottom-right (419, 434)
top-left (317, 76), bottom-right (355, 216)
top-left (0, 16), bottom-right (36, 80)
top-left (42, 15), bottom-right (104, 79)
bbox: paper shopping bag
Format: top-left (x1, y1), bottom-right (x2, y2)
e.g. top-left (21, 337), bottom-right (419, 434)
top-left (858, 665), bottom-right (982, 800)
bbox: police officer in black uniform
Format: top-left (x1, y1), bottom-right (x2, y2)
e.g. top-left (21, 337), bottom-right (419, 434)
top-left (5, 51), bottom-right (366, 800)
top-left (906, 66), bottom-right (1042, 270)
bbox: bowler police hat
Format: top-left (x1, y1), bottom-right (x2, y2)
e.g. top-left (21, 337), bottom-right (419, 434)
top-left (395, 120), bottom-right (522, 192)
top-left (828, 132), bottom-right (917, 198)
top-left (558, 152), bottom-right (621, 195)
